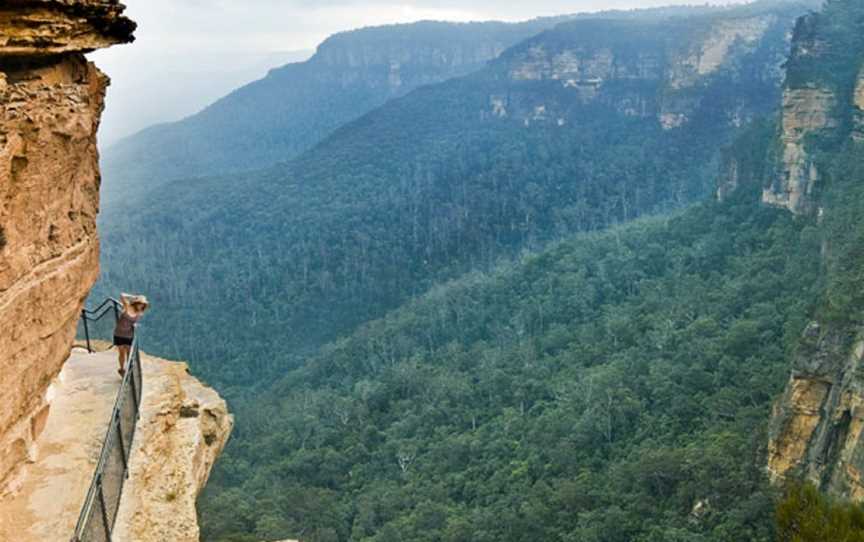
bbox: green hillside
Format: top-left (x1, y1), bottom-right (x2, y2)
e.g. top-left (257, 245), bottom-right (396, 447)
top-left (95, 2), bottom-right (808, 394)
top-left (99, 18), bottom-right (573, 205)
top-left (196, 6), bottom-right (864, 529)
top-left (198, 174), bottom-right (826, 541)
top-left (98, 3), bottom-right (790, 207)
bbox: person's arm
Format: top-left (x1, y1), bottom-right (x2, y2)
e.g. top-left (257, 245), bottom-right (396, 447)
top-left (120, 293), bottom-right (132, 312)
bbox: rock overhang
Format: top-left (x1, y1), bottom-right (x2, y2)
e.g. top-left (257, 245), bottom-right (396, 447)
top-left (0, 0), bottom-right (135, 57)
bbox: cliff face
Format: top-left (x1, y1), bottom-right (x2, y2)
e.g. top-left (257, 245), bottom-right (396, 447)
top-left (0, 0), bottom-right (133, 485)
top-left (765, 0), bottom-right (864, 500)
top-left (114, 354), bottom-right (233, 542)
top-left (761, 13), bottom-right (840, 214)
top-left (0, 0), bottom-right (135, 56)
top-left (768, 328), bottom-right (864, 499)
top-left (760, 4), bottom-right (864, 214)
top-left (487, 10), bottom-right (798, 134)
top-left (668, 15), bottom-right (776, 89)
top-left (311, 22), bottom-right (518, 95)
top-left (1, 3), bottom-right (234, 536)
top-left (0, 350), bottom-right (233, 542)
top-left (760, 86), bottom-right (838, 213)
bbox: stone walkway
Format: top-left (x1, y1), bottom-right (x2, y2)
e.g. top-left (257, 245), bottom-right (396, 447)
top-left (0, 348), bottom-right (123, 541)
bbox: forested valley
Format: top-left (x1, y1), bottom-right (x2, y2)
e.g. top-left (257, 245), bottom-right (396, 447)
top-left (90, 0), bottom-right (864, 540)
top-left (95, 1), bottom-right (808, 392)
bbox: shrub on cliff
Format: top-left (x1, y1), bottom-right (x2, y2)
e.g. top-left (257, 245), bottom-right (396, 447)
top-left (775, 482), bottom-right (864, 542)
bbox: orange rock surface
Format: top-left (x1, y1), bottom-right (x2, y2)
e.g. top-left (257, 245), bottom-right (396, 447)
top-left (0, 0), bottom-right (134, 485)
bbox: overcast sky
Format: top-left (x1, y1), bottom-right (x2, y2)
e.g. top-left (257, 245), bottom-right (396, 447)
top-left (90, 0), bottom-right (752, 145)
top-left (98, 0), bottom-right (756, 54)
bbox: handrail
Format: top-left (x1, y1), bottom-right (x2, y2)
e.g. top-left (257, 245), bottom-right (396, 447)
top-left (82, 297), bottom-right (121, 316)
top-left (70, 299), bottom-right (144, 542)
top-left (80, 298), bottom-right (121, 353)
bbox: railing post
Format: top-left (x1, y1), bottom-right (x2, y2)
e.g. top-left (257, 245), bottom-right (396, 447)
top-left (97, 477), bottom-right (113, 542)
top-left (115, 413), bottom-right (128, 473)
top-left (81, 309), bottom-right (92, 354)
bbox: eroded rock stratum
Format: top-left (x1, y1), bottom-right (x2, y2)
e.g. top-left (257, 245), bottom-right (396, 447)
top-left (0, 0), bottom-right (134, 485)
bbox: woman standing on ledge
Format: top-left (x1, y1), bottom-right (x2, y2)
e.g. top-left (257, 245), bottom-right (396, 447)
top-left (113, 293), bottom-right (149, 376)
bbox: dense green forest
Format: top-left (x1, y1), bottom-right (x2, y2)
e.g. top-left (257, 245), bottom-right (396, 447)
top-left (86, 0), bottom-right (864, 540)
top-left (197, 108), bottom-right (864, 541)
top-left (198, 183), bottom-right (823, 541)
top-left (94, 2), bottom-right (807, 396)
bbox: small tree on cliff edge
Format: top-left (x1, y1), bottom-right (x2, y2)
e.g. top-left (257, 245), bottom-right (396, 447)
top-left (775, 482), bottom-right (864, 541)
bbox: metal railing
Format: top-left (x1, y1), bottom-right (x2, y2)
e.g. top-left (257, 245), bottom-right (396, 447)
top-left (79, 298), bottom-right (122, 353)
top-left (71, 299), bottom-right (144, 542)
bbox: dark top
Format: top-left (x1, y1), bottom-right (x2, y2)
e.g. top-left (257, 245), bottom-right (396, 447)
top-left (113, 311), bottom-right (140, 339)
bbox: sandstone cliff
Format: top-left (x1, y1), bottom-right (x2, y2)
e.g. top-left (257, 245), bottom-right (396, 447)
top-left (113, 354), bottom-right (233, 542)
top-left (312, 22), bottom-right (520, 95)
top-left (761, 86), bottom-right (837, 213)
top-left (0, 349), bottom-right (233, 542)
top-left (768, 327), bottom-right (864, 499)
top-left (1, 3), bottom-right (235, 539)
top-left (0, 0), bottom-right (133, 485)
top-left (760, 12), bottom-right (840, 214)
top-left (764, 0), bottom-right (864, 500)
top-left (490, 9), bottom-right (797, 132)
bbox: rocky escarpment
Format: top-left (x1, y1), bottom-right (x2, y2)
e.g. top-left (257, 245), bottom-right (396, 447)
top-left (765, 0), bottom-right (864, 501)
top-left (1, 3), bottom-right (234, 536)
top-left (100, 17), bottom-right (574, 195)
top-left (0, 0), bottom-right (135, 56)
top-left (668, 15), bottom-right (776, 89)
top-left (0, 0), bottom-right (133, 485)
top-left (768, 327), bottom-right (864, 499)
top-left (761, 86), bottom-right (838, 213)
top-left (114, 354), bottom-right (233, 542)
top-left (0, 350), bottom-right (232, 542)
top-left (761, 12), bottom-right (842, 214)
top-left (490, 9), bottom-right (797, 131)
top-left (311, 21), bottom-right (544, 95)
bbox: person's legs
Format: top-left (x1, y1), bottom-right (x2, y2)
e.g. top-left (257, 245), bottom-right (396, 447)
top-left (118, 345), bottom-right (129, 372)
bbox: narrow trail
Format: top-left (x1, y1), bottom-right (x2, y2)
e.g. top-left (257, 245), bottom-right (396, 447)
top-left (0, 349), bottom-right (122, 542)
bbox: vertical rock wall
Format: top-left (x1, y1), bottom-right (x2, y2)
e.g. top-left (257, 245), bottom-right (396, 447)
top-left (768, 326), bottom-right (864, 498)
top-left (113, 355), bottom-right (233, 542)
top-left (765, 1), bottom-right (864, 500)
top-left (496, 10), bottom-right (796, 131)
top-left (0, 0), bottom-right (134, 485)
top-left (761, 87), bottom-right (838, 213)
